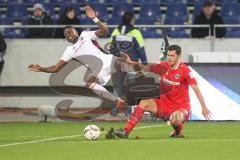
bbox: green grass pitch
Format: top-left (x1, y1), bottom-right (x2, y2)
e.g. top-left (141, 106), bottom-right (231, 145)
top-left (0, 121), bottom-right (240, 160)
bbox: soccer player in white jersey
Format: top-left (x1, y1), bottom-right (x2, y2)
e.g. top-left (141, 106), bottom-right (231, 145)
top-left (28, 5), bottom-right (142, 108)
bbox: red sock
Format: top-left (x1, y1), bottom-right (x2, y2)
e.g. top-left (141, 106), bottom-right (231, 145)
top-left (124, 105), bottom-right (144, 134)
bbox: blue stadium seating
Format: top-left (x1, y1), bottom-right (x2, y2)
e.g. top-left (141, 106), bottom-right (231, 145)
top-left (187, 0), bottom-right (207, 5)
top-left (0, 0), bottom-right (16, 4)
top-left (105, 0), bottom-right (127, 4)
top-left (141, 32), bottom-right (161, 38)
top-left (23, 0), bottom-right (42, 3)
top-left (7, 4), bottom-right (28, 20)
top-left (2, 0), bottom-right (240, 38)
top-left (0, 18), bottom-right (13, 24)
top-left (112, 3), bottom-right (133, 17)
top-left (107, 18), bottom-right (121, 25)
top-left (139, 3), bottom-right (161, 20)
top-left (223, 17), bottom-right (240, 38)
top-left (216, 0), bottom-right (238, 4)
top-left (52, 0), bottom-right (82, 4)
top-left (192, 2), bottom-right (204, 20)
top-left (132, 0), bottom-right (159, 4)
top-left (160, 0), bottom-right (184, 5)
top-left (0, 18), bottom-right (26, 38)
top-left (79, 18), bottom-right (95, 25)
top-left (4, 29), bottom-right (26, 38)
top-left (187, 0), bottom-right (202, 5)
top-left (42, 3), bottom-right (55, 15)
top-left (221, 3), bottom-right (240, 18)
top-left (136, 18), bottom-right (155, 25)
top-left (51, 14), bottom-right (59, 24)
top-left (79, 18), bottom-right (97, 31)
top-left (164, 17), bottom-right (189, 38)
top-left (165, 3), bottom-right (188, 20)
top-left (90, 3), bottom-right (108, 20)
top-left (136, 18), bottom-right (160, 38)
top-left (107, 17), bottom-right (120, 34)
top-left (79, 0), bottom-right (96, 4)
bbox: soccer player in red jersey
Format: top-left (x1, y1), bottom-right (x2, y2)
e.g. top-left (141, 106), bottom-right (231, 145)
top-left (114, 44), bottom-right (212, 138)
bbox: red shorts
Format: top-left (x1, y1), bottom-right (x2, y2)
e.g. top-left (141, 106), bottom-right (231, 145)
top-left (154, 98), bottom-right (190, 121)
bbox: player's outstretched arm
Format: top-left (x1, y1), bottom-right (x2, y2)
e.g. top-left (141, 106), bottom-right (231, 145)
top-left (85, 5), bottom-right (109, 37)
top-left (120, 52), bottom-right (150, 72)
top-left (28, 60), bottom-right (67, 73)
top-left (191, 84), bottom-right (212, 120)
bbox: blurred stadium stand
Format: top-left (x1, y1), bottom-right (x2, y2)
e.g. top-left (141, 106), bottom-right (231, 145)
top-left (164, 17), bottom-right (189, 38)
top-left (0, 0), bottom-right (240, 38)
top-left (223, 17), bottom-right (240, 38)
top-left (112, 3), bottom-right (133, 18)
top-left (139, 3), bottom-right (161, 20)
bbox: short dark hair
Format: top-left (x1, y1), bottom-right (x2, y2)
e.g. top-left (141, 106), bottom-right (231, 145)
top-left (167, 45), bottom-right (181, 55)
top-left (203, 1), bottom-right (214, 8)
top-left (64, 25), bottom-right (74, 31)
top-left (122, 11), bottom-right (134, 25)
top-left (64, 7), bottom-right (76, 16)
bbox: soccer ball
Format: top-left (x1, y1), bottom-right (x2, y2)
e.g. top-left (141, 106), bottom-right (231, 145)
top-left (83, 125), bottom-right (101, 140)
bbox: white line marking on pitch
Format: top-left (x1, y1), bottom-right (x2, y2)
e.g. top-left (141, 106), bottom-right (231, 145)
top-left (0, 124), bottom-right (164, 148)
top-left (58, 139), bottom-right (240, 144)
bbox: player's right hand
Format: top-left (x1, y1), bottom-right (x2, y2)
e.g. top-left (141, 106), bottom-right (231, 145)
top-left (28, 64), bottom-right (42, 72)
top-left (202, 107), bottom-right (212, 120)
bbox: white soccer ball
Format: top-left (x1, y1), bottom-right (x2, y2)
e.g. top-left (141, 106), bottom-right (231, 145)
top-left (83, 125), bottom-right (101, 140)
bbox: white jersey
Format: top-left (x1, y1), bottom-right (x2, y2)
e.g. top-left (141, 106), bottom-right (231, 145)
top-left (61, 31), bottom-right (113, 64)
top-left (61, 31), bottom-right (114, 85)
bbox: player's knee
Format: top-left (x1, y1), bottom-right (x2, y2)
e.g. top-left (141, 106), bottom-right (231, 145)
top-left (139, 99), bottom-right (154, 110)
top-left (86, 76), bottom-right (100, 88)
top-left (86, 82), bottom-right (92, 88)
top-left (169, 111), bottom-right (185, 126)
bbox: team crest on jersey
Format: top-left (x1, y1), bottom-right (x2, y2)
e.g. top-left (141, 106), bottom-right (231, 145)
top-left (189, 72), bottom-right (194, 79)
top-left (175, 74), bottom-right (180, 79)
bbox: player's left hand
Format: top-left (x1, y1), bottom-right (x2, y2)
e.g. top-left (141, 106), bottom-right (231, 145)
top-left (116, 98), bottom-right (125, 108)
top-left (85, 5), bottom-right (96, 19)
top-left (202, 107), bottom-right (212, 120)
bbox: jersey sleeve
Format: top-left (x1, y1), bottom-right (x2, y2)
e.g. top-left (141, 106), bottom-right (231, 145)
top-left (84, 31), bottom-right (98, 40)
top-left (184, 66), bottom-right (197, 85)
top-left (149, 63), bottom-right (168, 76)
top-left (60, 46), bottom-right (74, 62)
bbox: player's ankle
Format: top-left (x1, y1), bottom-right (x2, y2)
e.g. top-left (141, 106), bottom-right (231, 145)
top-left (172, 123), bottom-right (183, 135)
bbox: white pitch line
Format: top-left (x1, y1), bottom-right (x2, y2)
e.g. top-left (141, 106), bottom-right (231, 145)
top-left (0, 124), bottom-right (164, 148)
top-left (0, 134), bottom-right (84, 148)
top-left (57, 139), bottom-right (240, 144)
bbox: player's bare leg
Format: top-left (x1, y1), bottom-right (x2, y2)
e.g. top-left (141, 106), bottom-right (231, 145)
top-left (113, 99), bottom-right (157, 138)
top-left (86, 76), bottom-right (124, 108)
top-left (169, 111), bottom-right (186, 138)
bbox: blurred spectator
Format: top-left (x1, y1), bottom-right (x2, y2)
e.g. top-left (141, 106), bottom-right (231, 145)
top-left (27, 3), bottom-right (54, 38)
top-left (110, 12), bottom-right (147, 63)
top-left (55, 7), bottom-right (81, 38)
top-left (191, 1), bottom-right (225, 38)
top-left (110, 11), bottom-right (147, 116)
top-left (0, 33), bottom-right (6, 76)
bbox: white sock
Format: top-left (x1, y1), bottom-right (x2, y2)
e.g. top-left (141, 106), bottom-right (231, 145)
top-left (89, 83), bottom-right (119, 101)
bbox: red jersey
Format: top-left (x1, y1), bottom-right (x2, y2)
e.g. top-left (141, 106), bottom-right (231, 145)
top-left (149, 62), bottom-right (197, 110)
